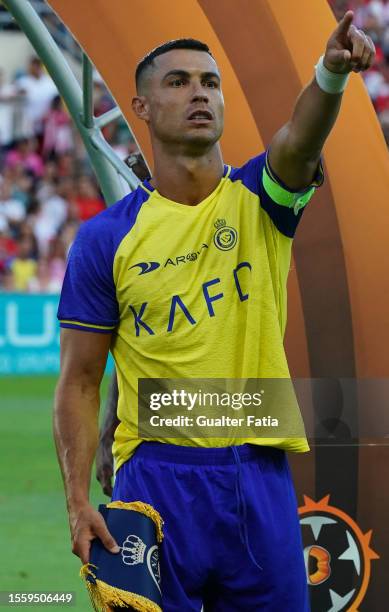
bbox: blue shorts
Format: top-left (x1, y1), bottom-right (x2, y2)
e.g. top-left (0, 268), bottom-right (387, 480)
top-left (112, 443), bottom-right (309, 611)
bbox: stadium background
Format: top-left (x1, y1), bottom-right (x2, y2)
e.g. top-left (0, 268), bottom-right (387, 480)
top-left (0, 0), bottom-right (388, 609)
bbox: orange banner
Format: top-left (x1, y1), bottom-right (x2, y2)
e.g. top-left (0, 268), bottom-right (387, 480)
top-left (49, 0), bottom-right (389, 378)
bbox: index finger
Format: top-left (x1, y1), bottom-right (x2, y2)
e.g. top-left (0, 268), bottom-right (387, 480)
top-left (335, 10), bottom-right (354, 36)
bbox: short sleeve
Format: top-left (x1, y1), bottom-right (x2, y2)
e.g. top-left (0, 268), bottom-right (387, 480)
top-left (259, 149), bottom-right (324, 238)
top-left (57, 222), bottom-right (119, 333)
top-left (229, 150), bottom-right (324, 238)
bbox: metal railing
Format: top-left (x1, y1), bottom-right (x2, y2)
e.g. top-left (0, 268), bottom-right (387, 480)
top-left (2, 0), bottom-right (142, 205)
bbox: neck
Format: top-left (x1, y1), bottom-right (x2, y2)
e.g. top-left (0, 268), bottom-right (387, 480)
top-left (149, 141), bottom-right (224, 206)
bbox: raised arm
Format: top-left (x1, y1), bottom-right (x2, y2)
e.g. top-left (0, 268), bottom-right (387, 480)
top-left (269, 11), bottom-right (375, 189)
top-left (53, 328), bottom-right (120, 564)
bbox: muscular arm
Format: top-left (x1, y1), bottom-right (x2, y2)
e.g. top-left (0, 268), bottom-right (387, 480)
top-left (53, 328), bottom-right (120, 563)
top-left (268, 79), bottom-right (341, 189)
top-left (269, 11), bottom-right (375, 189)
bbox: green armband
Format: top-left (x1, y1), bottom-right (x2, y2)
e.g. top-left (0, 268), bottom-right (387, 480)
top-left (262, 155), bottom-right (323, 216)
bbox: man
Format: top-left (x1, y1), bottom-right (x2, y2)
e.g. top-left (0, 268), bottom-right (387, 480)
top-left (54, 11), bottom-right (375, 611)
top-left (16, 57), bottom-right (57, 138)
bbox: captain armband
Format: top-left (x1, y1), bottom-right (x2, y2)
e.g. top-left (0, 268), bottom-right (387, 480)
top-left (262, 153), bottom-right (324, 216)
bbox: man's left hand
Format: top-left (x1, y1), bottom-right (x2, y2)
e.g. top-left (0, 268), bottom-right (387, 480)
top-left (324, 10), bottom-right (376, 75)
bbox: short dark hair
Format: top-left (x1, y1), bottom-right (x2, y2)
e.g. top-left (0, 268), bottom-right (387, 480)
top-left (135, 38), bottom-right (213, 92)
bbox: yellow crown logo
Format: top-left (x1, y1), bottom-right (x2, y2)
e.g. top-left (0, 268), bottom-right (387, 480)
top-left (214, 218), bottom-right (226, 229)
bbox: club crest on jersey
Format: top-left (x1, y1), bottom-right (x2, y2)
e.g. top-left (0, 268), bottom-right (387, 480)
top-left (213, 218), bottom-right (238, 251)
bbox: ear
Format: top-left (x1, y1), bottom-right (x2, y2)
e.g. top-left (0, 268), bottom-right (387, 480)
top-left (132, 96), bottom-right (150, 122)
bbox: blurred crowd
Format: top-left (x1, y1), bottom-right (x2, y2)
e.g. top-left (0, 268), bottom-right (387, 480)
top-left (0, 56), bottom-right (144, 293)
top-left (330, 0), bottom-right (389, 139)
top-left (0, 1), bottom-right (388, 293)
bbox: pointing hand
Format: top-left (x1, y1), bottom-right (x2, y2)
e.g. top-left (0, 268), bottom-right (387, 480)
top-left (324, 11), bottom-right (376, 74)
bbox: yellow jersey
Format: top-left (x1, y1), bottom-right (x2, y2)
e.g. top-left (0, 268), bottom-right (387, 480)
top-left (58, 151), bottom-right (323, 471)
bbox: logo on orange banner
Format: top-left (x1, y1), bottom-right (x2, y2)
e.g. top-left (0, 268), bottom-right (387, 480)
top-left (299, 495), bottom-right (379, 611)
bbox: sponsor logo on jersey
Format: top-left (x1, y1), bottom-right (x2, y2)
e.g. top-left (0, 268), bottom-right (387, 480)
top-left (128, 261), bottom-right (252, 336)
top-left (129, 262), bottom-right (160, 275)
top-left (163, 244), bottom-right (208, 268)
top-left (129, 244), bottom-right (209, 275)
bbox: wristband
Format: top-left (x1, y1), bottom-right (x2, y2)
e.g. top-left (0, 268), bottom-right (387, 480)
top-left (315, 55), bottom-right (350, 94)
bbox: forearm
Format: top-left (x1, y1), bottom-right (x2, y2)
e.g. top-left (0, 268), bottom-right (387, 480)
top-left (269, 76), bottom-right (343, 189)
top-left (53, 330), bottom-right (116, 562)
top-left (53, 379), bottom-right (100, 511)
top-left (269, 12), bottom-right (375, 190)
top-left (287, 76), bottom-right (343, 160)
